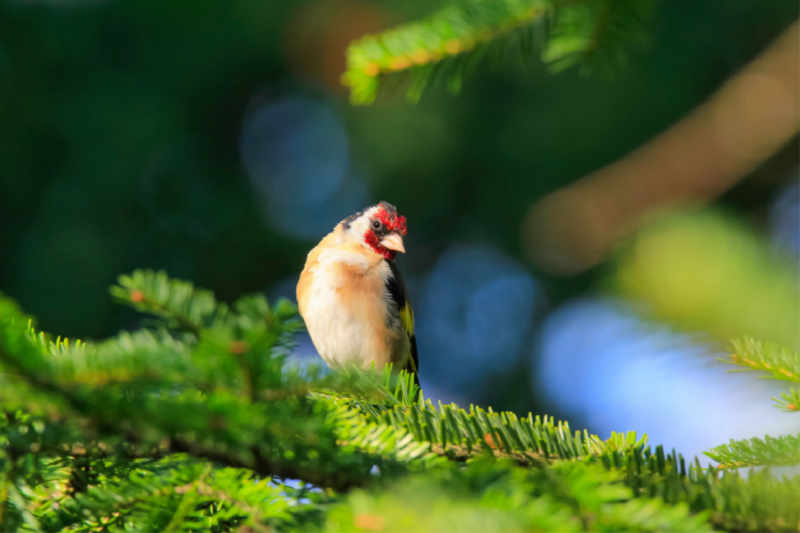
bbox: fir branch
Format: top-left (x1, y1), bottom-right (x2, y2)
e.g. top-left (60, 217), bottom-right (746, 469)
top-left (703, 434), bottom-right (800, 470)
top-left (168, 437), bottom-right (367, 493)
top-left (26, 320), bottom-right (85, 358)
top-left (111, 270), bottom-right (226, 335)
top-left (52, 329), bottom-right (197, 390)
top-left (3, 273), bottom-right (800, 531)
top-left (343, 0), bottom-right (655, 104)
top-left (352, 395), bottom-right (648, 463)
top-left (773, 388), bottom-right (800, 412)
top-left (327, 459), bottom-right (712, 532)
top-left (543, 0), bottom-right (654, 72)
top-left (0, 291), bottom-right (404, 495)
top-left (177, 470), bottom-right (283, 533)
top-left (721, 338), bottom-right (799, 383)
top-left (705, 468), bottom-right (799, 532)
top-left (589, 446), bottom-right (800, 531)
top-left (344, 0), bottom-right (548, 104)
top-left (162, 464), bottom-right (211, 533)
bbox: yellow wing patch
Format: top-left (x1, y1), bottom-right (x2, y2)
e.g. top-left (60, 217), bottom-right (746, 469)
top-left (400, 303), bottom-right (415, 337)
top-left (399, 303), bottom-right (417, 374)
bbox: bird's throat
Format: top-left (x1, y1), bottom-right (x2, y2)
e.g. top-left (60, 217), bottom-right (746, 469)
top-left (364, 232), bottom-right (396, 260)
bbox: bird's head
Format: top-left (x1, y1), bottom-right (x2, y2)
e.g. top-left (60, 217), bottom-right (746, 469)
top-left (341, 201), bottom-right (408, 261)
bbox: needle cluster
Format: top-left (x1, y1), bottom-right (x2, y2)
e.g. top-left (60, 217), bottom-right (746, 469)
top-left (0, 271), bottom-right (796, 531)
top-left (343, 0), bottom-right (655, 104)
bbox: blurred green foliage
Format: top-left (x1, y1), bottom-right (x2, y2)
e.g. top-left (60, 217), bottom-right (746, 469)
top-left (0, 271), bottom-right (796, 531)
top-left (614, 210), bottom-right (800, 349)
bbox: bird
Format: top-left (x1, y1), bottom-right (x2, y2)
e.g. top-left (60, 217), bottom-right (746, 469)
top-left (296, 201), bottom-right (419, 385)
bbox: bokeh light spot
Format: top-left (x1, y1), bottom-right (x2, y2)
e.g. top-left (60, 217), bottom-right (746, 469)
top-left (265, 173), bottom-right (370, 240)
top-left (241, 95), bottom-right (349, 206)
top-left (769, 179), bottom-right (799, 260)
top-left (418, 246), bottom-right (543, 391)
top-left (614, 209), bottom-right (799, 348)
top-left (535, 298), bottom-right (798, 465)
top-left (241, 93), bottom-right (369, 239)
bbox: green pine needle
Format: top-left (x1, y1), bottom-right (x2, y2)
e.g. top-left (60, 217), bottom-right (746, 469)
top-left (721, 338), bottom-right (800, 383)
top-left (704, 434), bottom-right (800, 470)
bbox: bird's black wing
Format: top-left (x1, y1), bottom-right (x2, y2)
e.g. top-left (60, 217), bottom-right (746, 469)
top-left (385, 260), bottom-right (419, 386)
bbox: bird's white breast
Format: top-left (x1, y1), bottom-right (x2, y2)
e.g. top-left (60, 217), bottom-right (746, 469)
top-left (302, 249), bottom-right (397, 370)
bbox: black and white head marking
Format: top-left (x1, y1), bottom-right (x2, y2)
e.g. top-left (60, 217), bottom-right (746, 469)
top-left (341, 209), bottom-right (364, 231)
top-left (340, 204), bottom-right (381, 244)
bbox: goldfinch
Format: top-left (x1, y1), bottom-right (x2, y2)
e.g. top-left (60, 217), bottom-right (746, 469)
top-left (296, 202), bottom-right (419, 384)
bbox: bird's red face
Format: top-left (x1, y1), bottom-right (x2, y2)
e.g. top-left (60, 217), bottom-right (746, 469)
top-left (364, 203), bottom-right (407, 261)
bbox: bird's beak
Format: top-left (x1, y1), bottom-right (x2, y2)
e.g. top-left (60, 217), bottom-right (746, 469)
top-left (380, 233), bottom-right (405, 253)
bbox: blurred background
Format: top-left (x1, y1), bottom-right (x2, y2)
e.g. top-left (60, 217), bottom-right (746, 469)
top-left (0, 0), bottom-right (797, 465)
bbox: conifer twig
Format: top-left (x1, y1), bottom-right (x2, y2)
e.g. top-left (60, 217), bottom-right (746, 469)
top-left (704, 434), bottom-right (800, 470)
top-left (721, 338), bottom-right (799, 383)
top-left (343, 0), bottom-right (655, 104)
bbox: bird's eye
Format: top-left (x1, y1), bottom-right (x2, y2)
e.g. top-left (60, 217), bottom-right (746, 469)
top-left (372, 220), bottom-right (383, 230)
